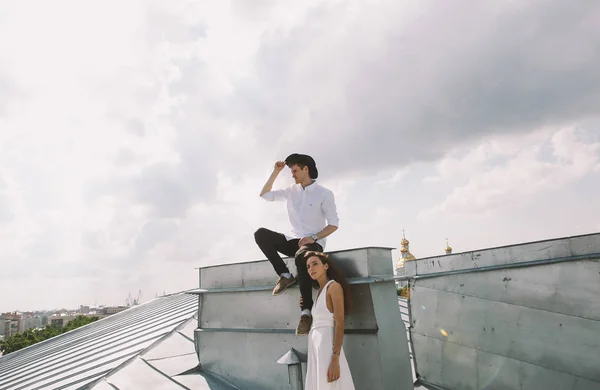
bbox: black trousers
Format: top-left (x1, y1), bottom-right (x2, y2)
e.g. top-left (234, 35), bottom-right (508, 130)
top-left (254, 227), bottom-right (323, 311)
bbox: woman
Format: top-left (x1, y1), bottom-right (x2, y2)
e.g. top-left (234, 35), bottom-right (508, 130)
top-left (303, 251), bottom-right (355, 389)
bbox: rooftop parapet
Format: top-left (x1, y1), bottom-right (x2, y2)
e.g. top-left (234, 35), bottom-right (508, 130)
top-left (188, 246), bottom-right (414, 390)
top-left (402, 232), bottom-right (600, 390)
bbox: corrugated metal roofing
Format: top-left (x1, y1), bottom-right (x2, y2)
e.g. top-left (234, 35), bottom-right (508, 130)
top-left (0, 292), bottom-right (198, 390)
top-left (86, 317), bottom-right (239, 390)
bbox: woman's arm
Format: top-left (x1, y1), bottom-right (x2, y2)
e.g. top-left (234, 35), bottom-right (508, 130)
top-left (328, 282), bottom-right (345, 357)
top-left (326, 282), bottom-right (345, 382)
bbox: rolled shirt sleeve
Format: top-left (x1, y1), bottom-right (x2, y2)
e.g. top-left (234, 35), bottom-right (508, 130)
top-left (321, 189), bottom-right (340, 227)
top-left (261, 188), bottom-right (288, 202)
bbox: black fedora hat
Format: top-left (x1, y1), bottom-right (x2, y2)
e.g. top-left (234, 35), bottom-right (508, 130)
top-left (285, 153), bottom-right (318, 179)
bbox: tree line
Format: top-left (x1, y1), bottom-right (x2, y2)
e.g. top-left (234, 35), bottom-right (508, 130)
top-left (0, 315), bottom-right (100, 355)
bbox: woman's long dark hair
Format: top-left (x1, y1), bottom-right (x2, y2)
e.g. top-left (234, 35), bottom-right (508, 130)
top-left (305, 251), bottom-right (352, 314)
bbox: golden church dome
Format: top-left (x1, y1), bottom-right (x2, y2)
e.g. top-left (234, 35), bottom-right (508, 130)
top-left (445, 238), bottom-right (452, 254)
top-left (396, 230), bottom-right (416, 267)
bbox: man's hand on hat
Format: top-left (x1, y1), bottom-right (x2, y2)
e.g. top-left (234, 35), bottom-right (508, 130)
top-left (274, 161), bottom-right (285, 172)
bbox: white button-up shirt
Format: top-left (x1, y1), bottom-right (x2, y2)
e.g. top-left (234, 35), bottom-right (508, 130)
top-left (261, 181), bottom-right (339, 249)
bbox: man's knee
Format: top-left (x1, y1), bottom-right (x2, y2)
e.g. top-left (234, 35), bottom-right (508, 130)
top-left (295, 246), bottom-right (309, 264)
top-left (254, 227), bottom-right (269, 244)
top-left (296, 243), bottom-right (322, 258)
top-left (295, 245), bottom-right (320, 265)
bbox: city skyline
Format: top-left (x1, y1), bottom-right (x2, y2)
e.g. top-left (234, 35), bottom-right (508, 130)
top-left (2, 290), bottom-right (160, 314)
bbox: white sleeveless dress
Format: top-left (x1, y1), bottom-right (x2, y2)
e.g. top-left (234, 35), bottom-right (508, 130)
top-left (305, 280), bottom-right (355, 390)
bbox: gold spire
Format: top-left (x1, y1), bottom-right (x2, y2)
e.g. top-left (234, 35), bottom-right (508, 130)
top-left (396, 230), bottom-right (416, 268)
top-left (445, 238), bottom-right (452, 255)
top-left (401, 229), bottom-right (409, 246)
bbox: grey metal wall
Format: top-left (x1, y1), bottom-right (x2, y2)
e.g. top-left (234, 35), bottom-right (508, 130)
top-left (189, 247), bottom-right (414, 390)
top-left (404, 233), bottom-right (600, 390)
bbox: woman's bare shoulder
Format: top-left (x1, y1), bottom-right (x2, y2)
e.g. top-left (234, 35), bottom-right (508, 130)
top-left (327, 281), bottom-right (342, 294)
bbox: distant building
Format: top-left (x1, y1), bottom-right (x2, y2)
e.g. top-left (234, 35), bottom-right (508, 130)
top-left (395, 231), bottom-right (416, 297)
top-left (49, 315), bottom-right (76, 329)
top-left (103, 306), bottom-right (128, 315)
top-left (1, 313), bottom-right (24, 338)
top-left (47, 306), bottom-right (126, 329)
top-left (397, 231), bottom-right (416, 269)
top-left (21, 313), bottom-right (42, 332)
top-left (395, 233), bottom-right (453, 298)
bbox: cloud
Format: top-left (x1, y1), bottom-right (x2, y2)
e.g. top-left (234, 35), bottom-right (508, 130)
top-left (130, 162), bottom-right (204, 218)
top-left (376, 168), bottom-right (410, 186)
top-left (1, 0), bottom-right (600, 311)
top-left (0, 174), bottom-right (14, 223)
top-left (0, 78), bottom-right (19, 117)
top-left (425, 125), bottom-right (600, 217)
top-left (230, 0), bottom-right (600, 177)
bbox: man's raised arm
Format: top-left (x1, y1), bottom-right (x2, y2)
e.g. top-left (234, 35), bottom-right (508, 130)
top-left (260, 161), bottom-right (286, 200)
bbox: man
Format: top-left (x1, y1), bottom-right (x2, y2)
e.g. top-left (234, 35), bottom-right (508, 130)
top-left (255, 153), bottom-right (339, 335)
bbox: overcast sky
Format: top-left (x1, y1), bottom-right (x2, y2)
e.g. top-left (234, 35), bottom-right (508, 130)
top-left (1, 0), bottom-right (599, 312)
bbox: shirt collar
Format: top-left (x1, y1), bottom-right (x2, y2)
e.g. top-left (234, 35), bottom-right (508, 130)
top-left (301, 179), bottom-right (317, 191)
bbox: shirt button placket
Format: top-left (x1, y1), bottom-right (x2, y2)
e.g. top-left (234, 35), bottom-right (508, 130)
top-left (300, 190), bottom-right (306, 215)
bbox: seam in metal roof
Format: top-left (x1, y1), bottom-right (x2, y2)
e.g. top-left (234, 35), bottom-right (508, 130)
top-left (85, 315), bottom-right (239, 390)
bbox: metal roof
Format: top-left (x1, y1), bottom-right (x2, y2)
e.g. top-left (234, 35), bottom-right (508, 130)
top-left (0, 289), bottom-right (431, 389)
top-left (0, 292), bottom-right (198, 390)
top-left (86, 316), bottom-right (240, 390)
